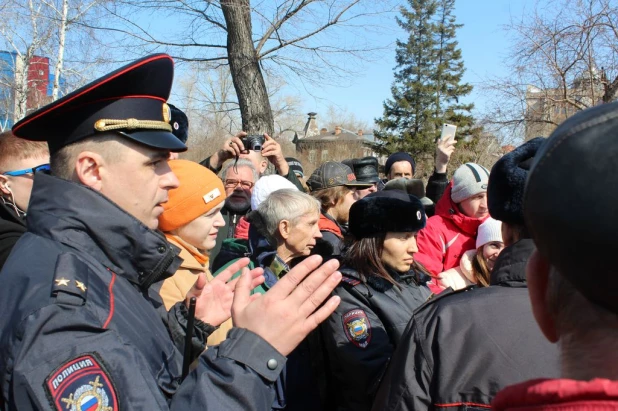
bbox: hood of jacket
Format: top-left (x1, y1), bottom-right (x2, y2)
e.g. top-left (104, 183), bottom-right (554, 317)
top-left (492, 378), bottom-right (618, 411)
top-left (27, 173), bottom-right (182, 289)
top-left (435, 181), bottom-right (487, 236)
top-left (490, 238), bottom-right (535, 287)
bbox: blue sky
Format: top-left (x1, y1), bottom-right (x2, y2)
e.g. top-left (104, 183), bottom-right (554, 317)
top-left (299, 0), bottom-right (534, 127)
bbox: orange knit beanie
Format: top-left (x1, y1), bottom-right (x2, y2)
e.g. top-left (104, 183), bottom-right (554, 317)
top-left (159, 159), bottom-right (225, 232)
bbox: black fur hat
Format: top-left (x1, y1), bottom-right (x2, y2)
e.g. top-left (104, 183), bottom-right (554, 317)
top-left (349, 190), bottom-right (426, 239)
top-left (488, 137), bottom-right (546, 225)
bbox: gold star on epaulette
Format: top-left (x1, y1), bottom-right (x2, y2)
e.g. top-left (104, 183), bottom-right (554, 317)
top-left (55, 278), bottom-right (70, 286)
top-left (75, 280), bottom-right (87, 292)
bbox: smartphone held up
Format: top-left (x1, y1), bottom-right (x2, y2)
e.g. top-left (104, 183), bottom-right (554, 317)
top-left (440, 124), bottom-right (457, 143)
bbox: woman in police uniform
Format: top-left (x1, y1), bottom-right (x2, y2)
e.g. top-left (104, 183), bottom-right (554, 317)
top-left (320, 190), bottom-right (432, 411)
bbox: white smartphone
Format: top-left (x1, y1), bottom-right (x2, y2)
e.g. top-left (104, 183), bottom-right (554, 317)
top-left (440, 124), bottom-right (457, 143)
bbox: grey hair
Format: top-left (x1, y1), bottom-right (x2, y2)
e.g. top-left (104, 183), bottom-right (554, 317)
top-left (219, 158), bottom-right (259, 182)
top-left (257, 189), bottom-right (320, 239)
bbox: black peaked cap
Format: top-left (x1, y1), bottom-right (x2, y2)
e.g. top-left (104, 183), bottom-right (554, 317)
top-left (12, 54), bottom-right (187, 154)
top-left (349, 190), bottom-right (426, 239)
top-left (525, 101), bottom-right (618, 314)
top-left (488, 137), bottom-right (546, 225)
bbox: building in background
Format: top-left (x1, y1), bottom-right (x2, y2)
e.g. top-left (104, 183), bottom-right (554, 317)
top-left (0, 51), bottom-right (63, 130)
top-left (524, 72), bottom-right (604, 140)
top-left (294, 112), bottom-right (383, 173)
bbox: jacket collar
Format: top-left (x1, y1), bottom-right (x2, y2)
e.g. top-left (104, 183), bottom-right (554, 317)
top-left (492, 378), bottom-right (618, 411)
top-left (319, 212), bottom-right (344, 238)
top-left (435, 182), bottom-right (487, 236)
top-left (27, 173), bottom-right (182, 289)
top-left (490, 238), bottom-right (535, 286)
top-left (165, 234), bottom-right (208, 270)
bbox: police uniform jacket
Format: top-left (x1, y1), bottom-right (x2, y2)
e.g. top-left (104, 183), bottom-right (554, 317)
top-left (319, 266), bottom-right (432, 411)
top-left (371, 239), bottom-right (561, 411)
top-left (0, 173), bottom-right (286, 410)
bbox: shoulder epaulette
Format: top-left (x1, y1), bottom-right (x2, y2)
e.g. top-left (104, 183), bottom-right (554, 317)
top-left (51, 252), bottom-right (91, 305)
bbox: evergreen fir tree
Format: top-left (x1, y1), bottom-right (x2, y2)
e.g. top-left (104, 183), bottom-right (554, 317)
top-left (372, 0), bottom-right (476, 161)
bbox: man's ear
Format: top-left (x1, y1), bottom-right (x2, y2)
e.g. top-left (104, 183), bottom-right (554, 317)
top-left (527, 249), bottom-right (559, 343)
top-left (279, 219), bottom-right (291, 240)
top-left (75, 151), bottom-right (105, 191)
top-left (0, 175), bottom-right (9, 196)
top-left (259, 159), bottom-right (268, 174)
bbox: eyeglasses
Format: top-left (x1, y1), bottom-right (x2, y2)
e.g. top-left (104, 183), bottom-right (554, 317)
top-left (3, 164), bottom-right (50, 177)
top-left (224, 179), bottom-right (254, 189)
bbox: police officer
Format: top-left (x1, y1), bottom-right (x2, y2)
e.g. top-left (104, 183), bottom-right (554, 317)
top-left (0, 54), bottom-right (342, 410)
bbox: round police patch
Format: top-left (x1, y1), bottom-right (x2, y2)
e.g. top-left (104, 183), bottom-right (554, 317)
top-left (342, 309), bottom-right (372, 349)
top-left (45, 353), bottom-right (118, 411)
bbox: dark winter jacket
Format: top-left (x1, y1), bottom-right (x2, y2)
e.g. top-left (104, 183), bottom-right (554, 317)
top-left (318, 212), bottom-right (347, 256)
top-left (426, 170), bottom-right (449, 217)
top-left (0, 201), bottom-right (26, 269)
top-left (371, 239), bottom-right (560, 411)
top-left (0, 173), bottom-right (287, 410)
top-left (209, 205), bottom-right (249, 270)
top-left (320, 266), bottom-right (432, 411)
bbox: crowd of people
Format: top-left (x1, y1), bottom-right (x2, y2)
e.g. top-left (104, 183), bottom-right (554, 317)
top-left (0, 53), bottom-right (616, 410)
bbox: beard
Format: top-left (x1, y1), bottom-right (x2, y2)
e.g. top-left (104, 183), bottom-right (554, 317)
top-left (225, 195), bottom-right (251, 214)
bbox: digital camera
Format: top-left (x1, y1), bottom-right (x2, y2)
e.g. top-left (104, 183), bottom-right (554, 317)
top-left (241, 134), bottom-right (265, 151)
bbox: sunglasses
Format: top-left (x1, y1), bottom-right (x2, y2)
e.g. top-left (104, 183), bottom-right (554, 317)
top-left (3, 164), bottom-right (51, 177)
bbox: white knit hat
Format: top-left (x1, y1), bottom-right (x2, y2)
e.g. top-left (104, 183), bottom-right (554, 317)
top-left (251, 175), bottom-right (298, 210)
top-left (451, 163), bottom-right (490, 203)
top-left (476, 217), bottom-right (503, 249)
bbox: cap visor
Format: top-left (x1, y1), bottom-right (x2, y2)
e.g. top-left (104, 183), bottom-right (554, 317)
top-left (356, 176), bottom-right (381, 184)
top-left (118, 130), bottom-right (187, 152)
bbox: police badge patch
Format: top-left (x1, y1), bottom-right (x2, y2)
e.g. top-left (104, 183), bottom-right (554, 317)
top-left (342, 309), bottom-right (372, 349)
top-left (44, 353), bottom-right (118, 411)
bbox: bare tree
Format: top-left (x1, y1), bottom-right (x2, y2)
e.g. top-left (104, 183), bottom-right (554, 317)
top-left (92, 0), bottom-right (397, 134)
top-left (0, 0), bottom-right (112, 125)
top-left (481, 0), bottom-right (618, 140)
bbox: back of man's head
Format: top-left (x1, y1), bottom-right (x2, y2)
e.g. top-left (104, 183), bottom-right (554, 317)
top-left (524, 103), bottom-right (618, 379)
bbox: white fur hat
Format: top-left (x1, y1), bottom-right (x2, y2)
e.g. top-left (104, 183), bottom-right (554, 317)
top-left (476, 217), bottom-right (503, 249)
top-left (251, 175), bottom-right (298, 210)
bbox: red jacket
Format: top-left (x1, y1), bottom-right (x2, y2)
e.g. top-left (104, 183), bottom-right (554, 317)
top-left (415, 182), bottom-right (487, 276)
top-left (492, 378), bottom-right (618, 410)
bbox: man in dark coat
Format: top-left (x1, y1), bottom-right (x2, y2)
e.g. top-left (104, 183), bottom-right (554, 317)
top-left (372, 137), bottom-right (560, 411)
top-left (493, 101), bottom-right (618, 410)
top-left (0, 54), bottom-right (342, 410)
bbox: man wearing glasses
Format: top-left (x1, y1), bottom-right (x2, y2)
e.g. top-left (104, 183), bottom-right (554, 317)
top-left (209, 158), bottom-right (259, 271)
top-left (0, 131), bottom-right (49, 268)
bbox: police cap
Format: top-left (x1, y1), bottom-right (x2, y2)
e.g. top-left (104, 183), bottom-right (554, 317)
top-left (12, 54), bottom-right (187, 154)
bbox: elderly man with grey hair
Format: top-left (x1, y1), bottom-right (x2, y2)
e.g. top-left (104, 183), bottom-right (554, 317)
top-left (208, 159), bottom-right (258, 269)
top-left (213, 188), bottom-right (325, 410)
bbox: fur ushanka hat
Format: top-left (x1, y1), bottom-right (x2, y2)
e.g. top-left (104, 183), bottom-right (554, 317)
top-left (349, 190), bottom-right (426, 239)
top-left (488, 137), bottom-right (546, 225)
